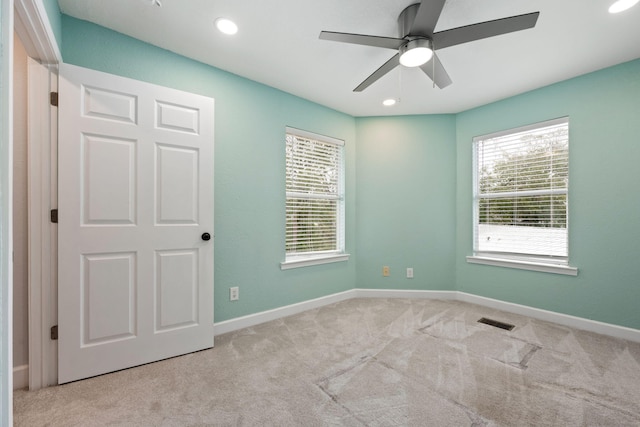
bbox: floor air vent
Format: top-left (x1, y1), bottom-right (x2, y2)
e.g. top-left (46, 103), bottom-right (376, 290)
top-left (478, 317), bottom-right (515, 331)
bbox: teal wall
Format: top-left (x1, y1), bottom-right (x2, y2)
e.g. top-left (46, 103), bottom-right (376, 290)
top-left (355, 115), bottom-right (456, 291)
top-left (42, 0), bottom-right (62, 49)
top-left (61, 16), bottom-right (357, 323)
top-left (455, 59), bottom-right (640, 329)
top-left (58, 14), bottom-right (640, 330)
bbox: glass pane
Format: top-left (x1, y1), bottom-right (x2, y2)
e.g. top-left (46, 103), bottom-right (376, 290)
top-left (286, 198), bottom-right (337, 253)
top-left (286, 135), bottom-right (340, 195)
top-left (474, 119), bottom-right (569, 258)
top-left (478, 195), bottom-right (567, 228)
top-left (478, 123), bottom-right (568, 195)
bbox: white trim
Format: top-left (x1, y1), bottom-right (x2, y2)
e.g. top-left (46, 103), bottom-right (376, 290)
top-left (27, 58), bottom-right (58, 390)
top-left (13, 365), bottom-right (28, 390)
top-left (285, 126), bottom-right (344, 146)
top-left (213, 288), bottom-right (640, 344)
top-left (16, 0), bottom-right (61, 391)
top-left (286, 191), bottom-right (342, 201)
top-left (280, 253), bottom-right (350, 270)
top-left (466, 255), bottom-right (578, 276)
top-left (478, 188), bottom-right (567, 199)
top-left (354, 289), bottom-right (457, 300)
top-left (473, 116), bottom-right (569, 142)
top-left (14, 0), bottom-right (62, 63)
top-left (214, 289), bottom-right (356, 335)
top-left (1, 0), bottom-right (15, 422)
top-left (457, 292), bottom-right (640, 343)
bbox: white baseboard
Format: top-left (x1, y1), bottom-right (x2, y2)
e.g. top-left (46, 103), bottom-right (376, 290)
top-left (457, 292), bottom-right (640, 343)
top-left (13, 364), bottom-right (28, 390)
top-left (354, 289), bottom-right (457, 300)
top-left (214, 288), bottom-right (640, 343)
top-left (213, 289), bottom-right (456, 335)
top-left (214, 289), bottom-right (356, 335)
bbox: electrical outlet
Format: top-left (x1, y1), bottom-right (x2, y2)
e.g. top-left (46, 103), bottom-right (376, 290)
top-left (229, 286), bottom-right (239, 301)
top-left (407, 268), bottom-right (414, 279)
top-left (382, 266), bottom-right (390, 277)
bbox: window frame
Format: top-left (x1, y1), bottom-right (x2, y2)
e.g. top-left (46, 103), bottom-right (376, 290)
top-left (281, 127), bottom-right (349, 270)
top-left (467, 117), bottom-right (577, 276)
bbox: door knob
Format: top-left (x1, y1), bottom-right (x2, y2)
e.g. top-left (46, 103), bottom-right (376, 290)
top-left (201, 232), bottom-right (211, 241)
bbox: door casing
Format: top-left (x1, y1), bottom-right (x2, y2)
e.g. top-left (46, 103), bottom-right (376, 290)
top-left (16, 0), bottom-right (62, 391)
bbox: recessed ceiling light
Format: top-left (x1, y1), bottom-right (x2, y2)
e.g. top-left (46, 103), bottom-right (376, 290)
top-left (215, 18), bottom-right (238, 35)
top-left (609, 0), bottom-right (639, 13)
top-left (383, 99), bottom-right (397, 106)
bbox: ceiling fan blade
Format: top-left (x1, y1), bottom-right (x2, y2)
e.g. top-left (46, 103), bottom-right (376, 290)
top-left (319, 31), bottom-right (405, 50)
top-left (432, 12), bottom-right (539, 50)
top-left (419, 53), bottom-right (452, 89)
top-left (354, 53), bottom-right (400, 92)
top-left (410, 0), bottom-right (447, 35)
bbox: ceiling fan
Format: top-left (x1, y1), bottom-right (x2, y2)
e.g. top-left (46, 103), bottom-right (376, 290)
top-left (319, 0), bottom-right (540, 91)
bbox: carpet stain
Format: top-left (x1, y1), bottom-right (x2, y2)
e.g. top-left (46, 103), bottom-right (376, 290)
top-left (517, 343), bottom-right (542, 369)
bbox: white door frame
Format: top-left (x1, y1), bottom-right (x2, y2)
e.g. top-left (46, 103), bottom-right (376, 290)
top-left (15, 0), bottom-right (61, 390)
top-left (1, 0), bottom-right (15, 422)
top-left (15, 0), bottom-right (61, 64)
top-left (27, 58), bottom-right (58, 389)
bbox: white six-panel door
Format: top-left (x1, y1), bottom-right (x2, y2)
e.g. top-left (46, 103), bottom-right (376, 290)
top-left (58, 63), bottom-right (214, 384)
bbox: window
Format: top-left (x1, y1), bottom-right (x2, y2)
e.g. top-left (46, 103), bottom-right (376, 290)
top-left (282, 127), bottom-right (348, 269)
top-left (468, 117), bottom-right (577, 275)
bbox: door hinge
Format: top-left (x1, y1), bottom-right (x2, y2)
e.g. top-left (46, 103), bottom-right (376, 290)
top-left (50, 209), bottom-right (58, 223)
top-left (50, 325), bottom-right (58, 340)
top-left (50, 91), bottom-right (58, 106)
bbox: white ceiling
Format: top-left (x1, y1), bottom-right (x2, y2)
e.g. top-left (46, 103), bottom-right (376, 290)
top-left (58, 0), bottom-right (640, 117)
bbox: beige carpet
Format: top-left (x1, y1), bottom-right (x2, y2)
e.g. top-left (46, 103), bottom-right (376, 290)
top-left (13, 298), bottom-right (640, 426)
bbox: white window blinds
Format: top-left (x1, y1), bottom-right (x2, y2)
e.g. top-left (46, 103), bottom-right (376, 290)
top-left (285, 128), bottom-right (344, 257)
top-left (473, 117), bottom-right (569, 262)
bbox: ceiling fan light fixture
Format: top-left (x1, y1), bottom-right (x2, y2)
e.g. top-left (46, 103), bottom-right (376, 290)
top-left (399, 38), bottom-right (433, 68)
top-left (609, 0), bottom-right (639, 13)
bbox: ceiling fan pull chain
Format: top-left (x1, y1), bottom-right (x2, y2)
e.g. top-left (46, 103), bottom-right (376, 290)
top-left (432, 40), bottom-right (436, 89)
top-left (431, 38), bottom-right (436, 89)
top-left (398, 64), bottom-right (403, 101)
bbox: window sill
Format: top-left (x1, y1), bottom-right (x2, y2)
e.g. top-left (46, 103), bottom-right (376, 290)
top-left (466, 256), bottom-right (578, 276)
top-left (281, 253), bottom-right (350, 270)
